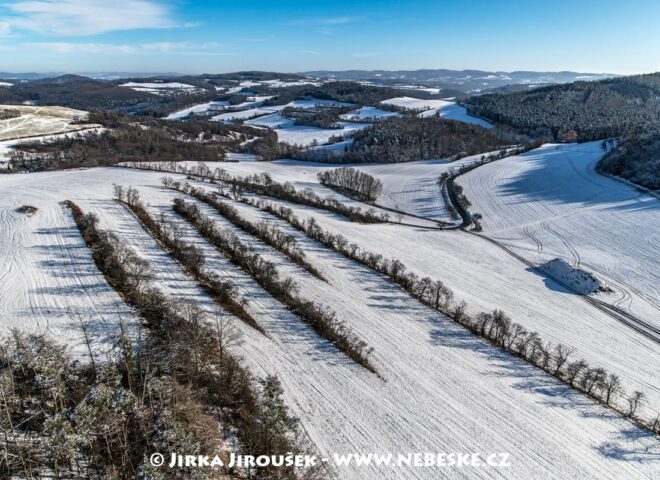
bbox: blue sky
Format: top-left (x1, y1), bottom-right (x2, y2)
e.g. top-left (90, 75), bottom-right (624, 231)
top-left (0, 0), bottom-right (658, 74)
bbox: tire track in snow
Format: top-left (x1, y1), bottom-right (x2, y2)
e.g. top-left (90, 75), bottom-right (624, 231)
top-left (540, 220), bottom-right (581, 268)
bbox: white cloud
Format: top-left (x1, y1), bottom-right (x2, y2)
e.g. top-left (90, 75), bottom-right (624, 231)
top-left (23, 42), bottom-right (137, 54)
top-left (18, 41), bottom-right (234, 56)
top-left (285, 16), bottom-right (362, 26)
top-left (3, 0), bottom-right (178, 36)
top-left (0, 21), bottom-right (11, 35)
top-left (318, 16), bottom-right (359, 25)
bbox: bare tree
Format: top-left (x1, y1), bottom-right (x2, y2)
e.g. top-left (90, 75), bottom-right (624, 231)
top-left (627, 391), bottom-right (645, 418)
top-left (214, 313), bottom-right (243, 361)
top-left (553, 344), bottom-right (574, 376)
top-left (566, 359), bottom-right (588, 387)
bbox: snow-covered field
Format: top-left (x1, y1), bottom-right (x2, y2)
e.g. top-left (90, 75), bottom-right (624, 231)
top-left (0, 166), bottom-right (657, 479)
top-left (165, 100), bottom-right (230, 120)
top-left (119, 81), bottom-right (201, 94)
top-left (273, 121), bottom-right (369, 147)
top-left (245, 112), bottom-right (294, 128)
top-left (381, 96), bottom-right (453, 111)
top-left (284, 98), bottom-right (354, 109)
top-left (339, 106), bottom-right (402, 121)
top-left (0, 105), bottom-right (92, 141)
top-left (459, 142), bottom-right (660, 331)
top-left (165, 153), bottom-right (660, 417)
top-left (381, 96), bottom-right (494, 127)
top-left (0, 128), bottom-right (105, 167)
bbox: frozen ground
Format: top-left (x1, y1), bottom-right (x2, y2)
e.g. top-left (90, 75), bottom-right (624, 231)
top-left (0, 105), bottom-right (93, 141)
top-left (0, 167), bottom-right (657, 479)
top-left (459, 142), bottom-right (660, 331)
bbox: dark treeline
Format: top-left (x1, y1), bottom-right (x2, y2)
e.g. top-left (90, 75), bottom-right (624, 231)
top-left (172, 198), bottom-right (376, 374)
top-left (212, 171), bottom-right (389, 223)
top-left (163, 178), bottom-right (326, 281)
top-left (317, 167), bottom-right (383, 201)
top-left (19, 200), bottom-right (323, 479)
top-left (121, 161), bottom-right (390, 223)
top-left (260, 81), bottom-right (405, 107)
top-left (466, 73), bottom-right (660, 189)
top-left (0, 108), bottom-right (20, 120)
top-left (8, 110), bottom-right (264, 173)
top-left (282, 105), bottom-right (353, 129)
top-left (599, 133), bottom-right (660, 189)
top-left (114, 185), bottom-right (264, 333)
top-left (237, 195), bottom-right (658, 432)
top-left (337, 116), bottom-right (507, 163)
top-left (242, 128), bottom-right (305, 161)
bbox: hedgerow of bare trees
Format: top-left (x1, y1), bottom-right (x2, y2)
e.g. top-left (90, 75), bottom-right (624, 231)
top-left (120, 161), bottom-right (389, 223)
top-left (317, 167), bottom-right (383, 202)
top-left (9, 200), bottom-right (324, 479)
top-left (163, 177), bottom-right (326, 281)
top-left (113, 185), bottom-right (264, 334)
top-left (235, 195), bottom-right (658, 432)
top-left (171, 197), bottom-right (376, 374)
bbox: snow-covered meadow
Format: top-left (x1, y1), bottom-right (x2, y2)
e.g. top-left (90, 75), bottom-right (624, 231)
top-left (119, 81), bottom-right (201, 94)
top-left (381, 96), bottom-right (494, 127)
top-left (0, 166), bottom-right (657, 479)
top-left (459, 142), bottom-right (660, 331)
top-left (0, 105), bottom-right (93, 141)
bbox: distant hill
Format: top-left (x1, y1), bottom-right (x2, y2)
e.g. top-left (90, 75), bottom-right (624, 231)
top-left (0, 74), bottom-right (216, 116)
top-left (302, 69), bottom-right (615, 93)
top-left (0, 72), bottom-right (63, 80)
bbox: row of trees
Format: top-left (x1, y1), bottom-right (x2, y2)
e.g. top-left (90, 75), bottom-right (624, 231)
top-left (237, 195), bottom-right (658, 431)
top-left (163, 178), bottom-right (325, 281)
top-left (0, 108), bottom-right (20, 120)
top-left (11, 200), bottom-right (322, 479)
top-left (121, 161), bottom-right (389, 223)
top-left (172, 198), bottom-right (376, 374)
top-left (317, 167), bottom-right (383, 202)
top-left (113, 185), bottom-right (264, 333)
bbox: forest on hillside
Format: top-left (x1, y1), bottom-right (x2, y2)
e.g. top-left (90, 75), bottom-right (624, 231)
top-left (261, 81), bottom-right (405, 106)
top-left (7, 110), bottom-right (263, 172)
top-left (465, 73), bottom-right (660, 188)
top-left (0, 75), bottom-right (217, 116)
top-left (334, 116), bottom-right (508, 163)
